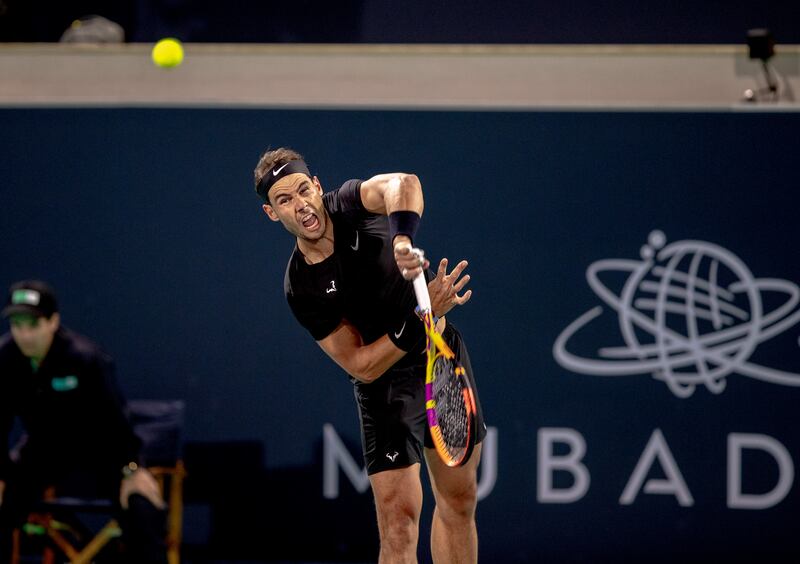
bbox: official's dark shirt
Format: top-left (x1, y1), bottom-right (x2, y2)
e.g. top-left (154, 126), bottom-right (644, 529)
top-left (0, 326), bottom-right (141, 487)
top-left (284, 179), bottom-right (425, 372)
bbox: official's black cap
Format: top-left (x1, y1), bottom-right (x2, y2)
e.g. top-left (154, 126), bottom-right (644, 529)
top-left (2, 280), bottom-right (59, 319)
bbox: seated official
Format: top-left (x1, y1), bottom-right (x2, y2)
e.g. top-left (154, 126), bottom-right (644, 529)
top-left (0, 280), bottom-right (168, 563)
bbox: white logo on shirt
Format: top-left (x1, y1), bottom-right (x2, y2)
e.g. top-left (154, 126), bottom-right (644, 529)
top-left (326, 280), bottom-right (337, 294)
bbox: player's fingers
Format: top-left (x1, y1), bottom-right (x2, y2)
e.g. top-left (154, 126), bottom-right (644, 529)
top-left (448, 260), bottom-right (469, 279)
top-left (437, 258), bottom-right (448, 278)
top-left (396, 258), bottom-right (415, 271)
top-left (398, 251), bottom-right (428, 274)
top-left (452, 274), bottom-right (471, 293)
top-left (401, 265), bottom-right (423, 280)
top-left (398, 247), bottom-right (422, 262)
top-left (396, 254), bottom-right (418, 269)
top-left (393, 242), bottom-right (413, 258)
top-left (454, 289), bottom-right (473, 305)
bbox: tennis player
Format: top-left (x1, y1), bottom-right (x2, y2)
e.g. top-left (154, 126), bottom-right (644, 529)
top-left (254, 148), bottom-right (486, 563)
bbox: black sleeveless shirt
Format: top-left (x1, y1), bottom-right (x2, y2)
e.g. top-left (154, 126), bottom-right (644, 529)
top-left (284, 180), bottom-right (423, 361)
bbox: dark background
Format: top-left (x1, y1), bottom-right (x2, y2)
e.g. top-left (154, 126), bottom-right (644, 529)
top-left (2, 1), bottom-right (799, 561)
top-left (0, 0), bottom-right (799, 44)
top-left (0, 108), bottom-right (798, 561)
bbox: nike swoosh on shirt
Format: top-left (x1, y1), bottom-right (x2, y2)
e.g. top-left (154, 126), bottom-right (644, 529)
top-left (394, 322), bottom-right (406, 339)
top-left (272, 162), bottom-right (291, 176)
top-left (351, 231), bottom-right (359, 251)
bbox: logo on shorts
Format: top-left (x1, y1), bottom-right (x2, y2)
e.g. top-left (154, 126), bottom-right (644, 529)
top-left (386, 451), bottom-right (399, 462)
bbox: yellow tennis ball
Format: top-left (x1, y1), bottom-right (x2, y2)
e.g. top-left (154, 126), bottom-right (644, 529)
top-left (152, 38), bottom-right (184, 68)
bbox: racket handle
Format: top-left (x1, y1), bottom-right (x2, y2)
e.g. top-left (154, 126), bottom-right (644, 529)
top-left (410, 248), bottom-right (432, 313)
top-left (396, 243), bottom-right (431, 312)
top-left (413, 272), bottom-right (431, 313)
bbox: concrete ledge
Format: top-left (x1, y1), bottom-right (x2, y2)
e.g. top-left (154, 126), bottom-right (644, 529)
top-left (1, 43), bottom-right (798, 109)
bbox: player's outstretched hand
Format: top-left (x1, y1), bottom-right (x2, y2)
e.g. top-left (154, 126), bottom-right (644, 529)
top-left (428, 257), bottom-right (472, 318)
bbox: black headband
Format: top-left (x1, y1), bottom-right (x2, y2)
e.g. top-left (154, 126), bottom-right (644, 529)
top-left (256, 159), bottom-right (312, 201)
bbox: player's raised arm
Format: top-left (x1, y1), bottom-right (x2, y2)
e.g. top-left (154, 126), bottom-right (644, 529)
top-left (359, 173), bottom-right (424, 218)
top-left (360, 173), bottom-right (430, 280)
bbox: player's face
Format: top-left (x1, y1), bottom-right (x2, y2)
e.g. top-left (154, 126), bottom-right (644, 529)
top-left (9, 313), bottom-right (59, 361)
top-left (263, 173), bottom-right (327, 241)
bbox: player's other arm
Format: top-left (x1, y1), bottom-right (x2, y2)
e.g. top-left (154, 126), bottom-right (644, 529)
top-left (315, 264), bottom-right (471, 383)
top-left (317, 320), bottom-right (410, 384)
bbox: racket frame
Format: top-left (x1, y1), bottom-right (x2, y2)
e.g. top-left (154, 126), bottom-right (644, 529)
top-left (410, 252), bottom-right (477, 467)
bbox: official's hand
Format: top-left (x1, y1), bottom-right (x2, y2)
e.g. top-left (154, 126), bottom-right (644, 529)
top-left (393, 238), bottom-right (429, 280)
top-left (120, 468), bottom-right (166, 510)
top-left (428, 257), bottom-right (472, 318)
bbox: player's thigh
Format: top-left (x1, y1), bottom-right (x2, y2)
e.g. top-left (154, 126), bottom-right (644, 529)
top-left (424, 443), bottom-right (482, 506)
top-left (369, 463), bottom-right (424, 518)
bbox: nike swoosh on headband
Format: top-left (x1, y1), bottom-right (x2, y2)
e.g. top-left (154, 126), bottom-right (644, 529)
top-left (272, 162), bottom-right (291, 176)
top-left (257, 159), bottom-right (311, 201)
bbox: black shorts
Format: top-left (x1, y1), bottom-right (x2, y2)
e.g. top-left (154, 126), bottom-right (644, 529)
top-left (353, 322), bottom-right (487, 475)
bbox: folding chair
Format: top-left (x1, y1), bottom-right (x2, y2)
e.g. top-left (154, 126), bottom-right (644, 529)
top-left (128, 399), bottom-right (186, 564)
top-left (11, 399), bottom-right (186, 564)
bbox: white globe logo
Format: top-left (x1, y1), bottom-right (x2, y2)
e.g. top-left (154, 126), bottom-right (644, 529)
top-left (554, 231), bottom-right (800, 397)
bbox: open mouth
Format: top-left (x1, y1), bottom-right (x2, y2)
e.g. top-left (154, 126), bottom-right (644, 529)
top-left (301, 212), bottom-right (319, 230)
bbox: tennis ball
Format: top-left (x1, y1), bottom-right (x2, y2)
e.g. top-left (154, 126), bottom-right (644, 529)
top-left (152, 38), bottom-right (184, 68)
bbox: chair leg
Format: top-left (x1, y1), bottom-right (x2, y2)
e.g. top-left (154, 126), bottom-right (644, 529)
top-left (43, 525), bottom-right (81, 562)
top-left (10, 528), bottom-right (20, 564)
top-left (166, 460), bottom-right (185, 564)
top-left (44, 518), bottom-right (120, 564)
top-left (15, 520), bottom-right (61, 564)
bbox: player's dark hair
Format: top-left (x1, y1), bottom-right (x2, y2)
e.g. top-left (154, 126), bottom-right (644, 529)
top-left (253, 147), bottom-right (306, 203)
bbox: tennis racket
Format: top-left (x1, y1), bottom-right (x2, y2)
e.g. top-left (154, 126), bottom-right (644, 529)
top-left (410, 249), bottom-right (477, 467)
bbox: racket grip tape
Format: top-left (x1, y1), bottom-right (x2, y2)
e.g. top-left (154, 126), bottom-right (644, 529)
top-left (410, 246), bottom-right (433, 314)
top-left (412, 274), bottom-right (431, 314)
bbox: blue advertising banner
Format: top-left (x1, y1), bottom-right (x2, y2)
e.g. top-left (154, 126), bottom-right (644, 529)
top-left (0, 108), bottom-right (798, 562)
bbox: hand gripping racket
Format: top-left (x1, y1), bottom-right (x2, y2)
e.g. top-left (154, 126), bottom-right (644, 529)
top-left (411, 249), bottom-right (477, 467)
